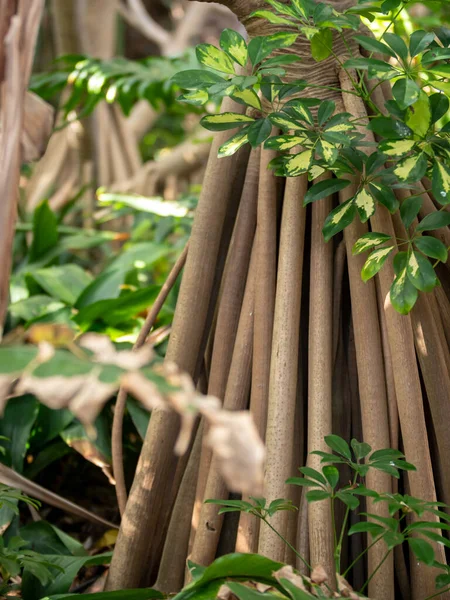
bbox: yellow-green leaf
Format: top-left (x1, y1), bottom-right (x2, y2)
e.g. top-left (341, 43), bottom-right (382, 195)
top-left (285, 149), bottom-right (313, 176)
top-left (378, 140), bottom-right (415, 158)
top-left (353, 232), bottom-right (392, 255)
top-left (231, 88), bottom-right (261, 110)
top-left (405, 91), bottom-right (431, 137)
top-left (218, 128), bottom-right (250, 158)
top-left (432, 161), bottom-right (450, 205)
top-left (319, 140), bottom-right (338, 165)
top-left (265, 135), bottom-right (306, 151)
top-left (196, 44), bottom-right (235, 74)
top-left (406, 250), bottom-right (438, 292)
top-left (361, 246), bottom-right (395, 281)
top-left (201, 112), bottom-right (255, 131)
top-left (322, 199), bottom-right (357, 242)
top-left (178, 89), bottom-right (208, 106)
top-left (269, 113), bottom-right (303, 132)
top-left (390, 267), bottom-right (418, 315)
top-left (393, 153), bottom-right (427, 182)
top-left (249, 10), bottom-right (296, 26)
top-left (220, 29), bottom-right (248, 67)
top-left (355, 188), bottom-right (376, 222)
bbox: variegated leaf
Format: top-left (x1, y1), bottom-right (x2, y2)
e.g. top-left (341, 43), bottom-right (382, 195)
top-left (319, 140), bottom-right (338, 165)
top-left (196, 44), bottom-right (235, 75)
top-left (390, 267), bottom-right (418, 315)
top-left (220, 29), bottom-right (248, 67)
top-left (432, 161), bottom-right (450, 205)
top-left (322, 199), bottom-right (357, 242)
top-left (178, 89), bottom-right (209, 106)
top-left (201, 112), bottom-right (255, 131)
top-left (218, 128), bottom-right (250, 158)
top-left (269, 113), bottom-right (303, 132)
top-left (394, 153), bottom-right (427, 182)
top-left (361, 246), bottom-right (395, 281)
top-left (284, 149), bottom-right (313, 176)
top-left (249, 10), bottom-right (296, 26)
top-left (265, 135), bottom-right (306, 151)
top-left (406, 251), bottom-right (438, 292)
top-left (378, 139), bottom-right (416, 158)
top-left (353, 233), bottom-right (392, 255)
top-left (231, 88), bottom-right (261, 110)
top-left (355, 188), bottom-right (376, 222)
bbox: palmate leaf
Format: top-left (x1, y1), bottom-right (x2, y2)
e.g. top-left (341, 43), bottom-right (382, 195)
top-left (201, 113), bottom-right (254, 131)
top-left (171, 69), bottom-right (226, 90)
top-left (354, 34), bottom-right (397, 58)
top-left (220, 29), bottom-right (248, 67)
top-left (409, 30), bottom-right (435, 58)
top-left (416, 211), bottom-right (450, 232)
top-left (369, 183), bottom-right (399, 213)
top-left (248, 33), bottom-right (298, 66)
top-left (247, 118), bottom-right (272, 148)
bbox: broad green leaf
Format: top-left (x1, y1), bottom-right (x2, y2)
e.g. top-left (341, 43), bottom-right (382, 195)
top-left (430, 93), bottom-right (449, 125)
top-left (369, 182), bottom-right (399, 213)
top-left (324, 113), bottom-right (354, 133)
top-left (29, 265), bottom-right (92, 306)
top-left (348, 521), bottom-right (385, 536)
top-left (9, 295), bottom-right (65, 323)
top-left (278, 577), bottom-right (313, 600)
top-left (409, 30), bottom-right (434, 58)
top-left (406, 251), bottom-right (438, 292)
top-left (405, 91), bottom-right (431, 137)
top-left (231, 88), bottom-right (261, 110)
top-left (432, 161), bottom-right (450, 205)
top-left (317, 100), bottom-right (335, 126)
top-left (264, 0), bottom-right (298, 17)
top-left (344, 57), bottom-right (396, 79)
top-left (299, 466), bottom-right (326, 485)
top-left (248, 33), bottom-right (298, 66)
top-left (324, 434), bottom-right (352, 459)
top-left (178, 90), bottom-right (208, 106)
top-left (284, 150), bottom-right (313, 176)
top-left (306, 490), bottom-right (330, 502)
top-left (0, 395), bottom-right (38, 472)
top-left (247, 118), bottom-right (272, 148)
top-left (304, 178), bottom-right (350, 205)
top-left (196, 44), bottom-right (235, 74)
top-left (400, 195), bottom-right (422, 229)
top-left (416, 211), bottom-right (450, 232)
top-left (29, 201), bottom-right (58, 263)
top-left (310, 28), bottom-right (333, 62)
top-left (220, 29), bottom-right (248, 67)
top-left (354, 34), bottom-right (396, 58)
top-left (264, 134), bottom-right (306, 151)
top-left (383, 32), bottom-right (408, 62)
top-left (353, 232), bottom-right (392, 255)
top-left (322, 199), bottom-right (356, 242)
top-left (392, 78), bottom-right (421, 110)
top-left (218, 128), bottom-right (250, 158)
top-left (336, 491), bottom-right (360, 510)
top-left (170, 69), bottom-right (225, 90)
top-left (351, 439), bottom-right (372, 459)
top-left (367, 117), bottom-right (412, 139)
top-left (44, 590), bottom-right (163, 600)
top-left (414, 237), bottom-right (448, 263)
top-left (361, 246), bottom-right (395, 281)
top-left (261, 55), bottom-right (302, 68)
top-left (323, 466), bottom-right (339, 489)
top-left (355, 188), bottom-right (376, 222)
top-left (226, 582), bottom-right (278, 599)
top-left (393, 153), bottom-right (427, 182)
top-left (249, 9), bottom-right (296, 26)
top-left (390, 267), bottom-right (418, 314)
top-left (378, 139), bottom-right (415, 158)
top-left (268, 112), bottom-right (303, 132)
top-left (20, 521), bottom-right (86, 557)
top-left (201, 112), bottom-right (254, 131)
top-left (408, 538), bottom-right (435, 566)
top-left (289, 101), bottom-right (314, 125)
top-left (31, 406), bottom-right (74, 447)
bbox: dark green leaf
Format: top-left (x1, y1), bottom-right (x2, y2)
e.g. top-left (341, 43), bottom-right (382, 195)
top-left (324, 434), bottom-right (352, 459)
top-left (367, 117), bottom-right (412, 139)
top-left (306, 490), bottom-right (331, 502)
top-left (414, 236), bottom-right (448, 263)
top-left (317, 100), bottom-right (336, 126)
top-left (323, 466), bottom-right (339, 489)
top-left (29, 265), bottom-right (92, 306)
top-left (416, 211), bottom-right (450, 232)
top-left (392, 78), bottom-right (421, 110)
top-left (361, 246), bottom-right (395, 282)
top-left (220, 29), bottom-right (248, 66)
top-left (383, 33), bottom-right (408, 62)
top-left (354, 34), bottom-right (396, 58)
top-left (0, 396), bottom-right (39, 472)
top-left (409, 30), bottom-right (435, 58)
top-left (299, 467), bottom-right (327, 485)
top-left (171, 70), bottom-right (226, 90)
top-left (352, 232), bottom-right (392, 255)
top-left (390, 266), bottom-right (418, 315)
top-left (351, 439), bottom-right (372, 459)
top-left (304, 178), bottom-right (351, 205)
top-left (400, 195), bottom-right (422, 229)
top-left (430, 93), bottom-right (449, 124)
top-left (45, 590), bottom-right (164, 600)
top-left (369, 182), bottom-right (399, 213)
top-left (322, 199), bottom-right (356, 242)
top-left (348, 521), bottom-right (385, 536)
top-left (247, 118), bottom-right (272, 148)
top-left (29, 201), bottom-right (58, 262)
top-left (432, 161), bottom-right (450, 205)
top-left (336, 491), bottom-right (359, 510)
top-left (406, 251), bottom-right (438, 292)
top-left (408, 537), bottom-right (435, 566)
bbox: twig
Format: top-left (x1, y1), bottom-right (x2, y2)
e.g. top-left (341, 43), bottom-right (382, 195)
top-left (112, 243), bottom-right (189, 516)
top-left (118, 0), bottom-right (170, 48)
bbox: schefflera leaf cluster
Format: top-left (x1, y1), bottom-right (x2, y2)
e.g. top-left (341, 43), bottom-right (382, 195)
top-left (171, 0), bottom-right (450, 314)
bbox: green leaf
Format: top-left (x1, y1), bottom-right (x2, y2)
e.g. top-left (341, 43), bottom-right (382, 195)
top-left (390, 266), bottom-right (418, 315)
top-left (344, 57), bottom-right (396, 79)
top-left (178, 90), bottom-right (208, 106)
top-left (355, 188), bottom-right (376, 223)
top-left (392, 78), bottom-right (421, 110)
top-left (226, 582), bottom-right (277, 599)
top-left (306, 490), bottom-right (331, 502)
top-left (323, 466), bottom-right (339, 489)
top-left (408, 537), bottom-right (435, 566)
top-left (432, 161), bottom-right (450, 205)
top-left (20, 521), bottom-right (86, 557)
top-left (231, 88), bottom-right (261, 110)
top-left (414, 236), bottom-right (448, 263)
top-left (324, 434), bottom-right (352, 460)
top-left (264, 0), bottom-right (298, 18)
top-left (44, 590), bottom-right (164, 600)
top-left (284, 150), bottom-right (313, 176)
top-left (405, 91), bottom-right (431, 137)
top-left (9, 295), bottom-right (65, 323)
top-left (310, 28), bottom-right (333, 62)
top-left (348, 521), bottom-right (385, 536)
top-left (406, 251), bottom-right (438, 292)
top-left (318, 140), bottom-right (338, 165)
top-left (351, 439), bottom-right (372, 459)
top-left (400, 195), bottom-right (422, 229)
top-left (383, 32), bottom-right (408, 62)
top-left (299, 467), bottom-right (326, 485)
top-left (265, 134), bottom-right (306, 151)
top-left (29, 265), bottom-right (92, 306)
top-left (304, 178), bottom-right (351, 205)
top-left (361, 246), bottom-right (395, 282)
top-left (220, 29), bottom-right (248, 67)
top-left (286, 477), bottom-right (322, 487)
top-left (393, 153), bottom-right (427, 182)
top-left (369, 448), bottom-right (405, 461)
top-left (201, 112), bottom-right (254, 131)
top-left (409, 30), bottom-right (435, 58)
top-left (196, 44), bottom-right (235, 74)
top-left (127, 398), bottom-right (150, 440)
top-left (248, 33), bottom-right (298, 66)
top-left (247, 118), bottom-right (272, 148)
top-left (218, 127), bottom-right (251, 158)
top-left (335, 492), bottom-right (359, 510)
top-left (0, 395), bottom-right (39, 472)
top-left (29, 201), bottom-right (58, 262)
top-left (171, 69), bottom-right (226, 90)
top-left (354, 34), bottom-right (396, 58)
top-left (416, 211), bottom-right (450, 232)
top-left (430, 93), bottom-right (449, 125)
top-left (322, 199), bottom-right (356, 242)
top-left (378, 139), bottom-right (415, 158)
top-left (31, 406), bottom-right (74, 447)
top-left (368, 117), bottom-right (412, 139)
top-left (249, 9), bottom-right (296, 26)
top-left (369, 182), bottom-right (399, 213)
top-left (317, 100), bottom-right (335, 126)
top-left (352, 232), bottom-right (392, 255)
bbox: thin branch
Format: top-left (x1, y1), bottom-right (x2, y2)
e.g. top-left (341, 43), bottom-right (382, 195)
top-left (117, 0), bottom-right (170, 48)
top-left (112, 243), bottom-right (189, 516)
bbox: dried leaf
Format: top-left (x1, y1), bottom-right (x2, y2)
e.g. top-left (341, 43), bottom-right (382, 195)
top-left (122, 371), bottom-right (168, 412)
top-left (21, 91), bottom-right (54, 162)
top-left (205, 411), bottom-right (265, 495)
top-left (80, 333), bottom-right (153, 369)
top-left (274, 565), bottom-right (307, 591)
top-left (217, 584), bottom-right (235, 600)
top-left (311, 565), bottom-right (328, 585)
